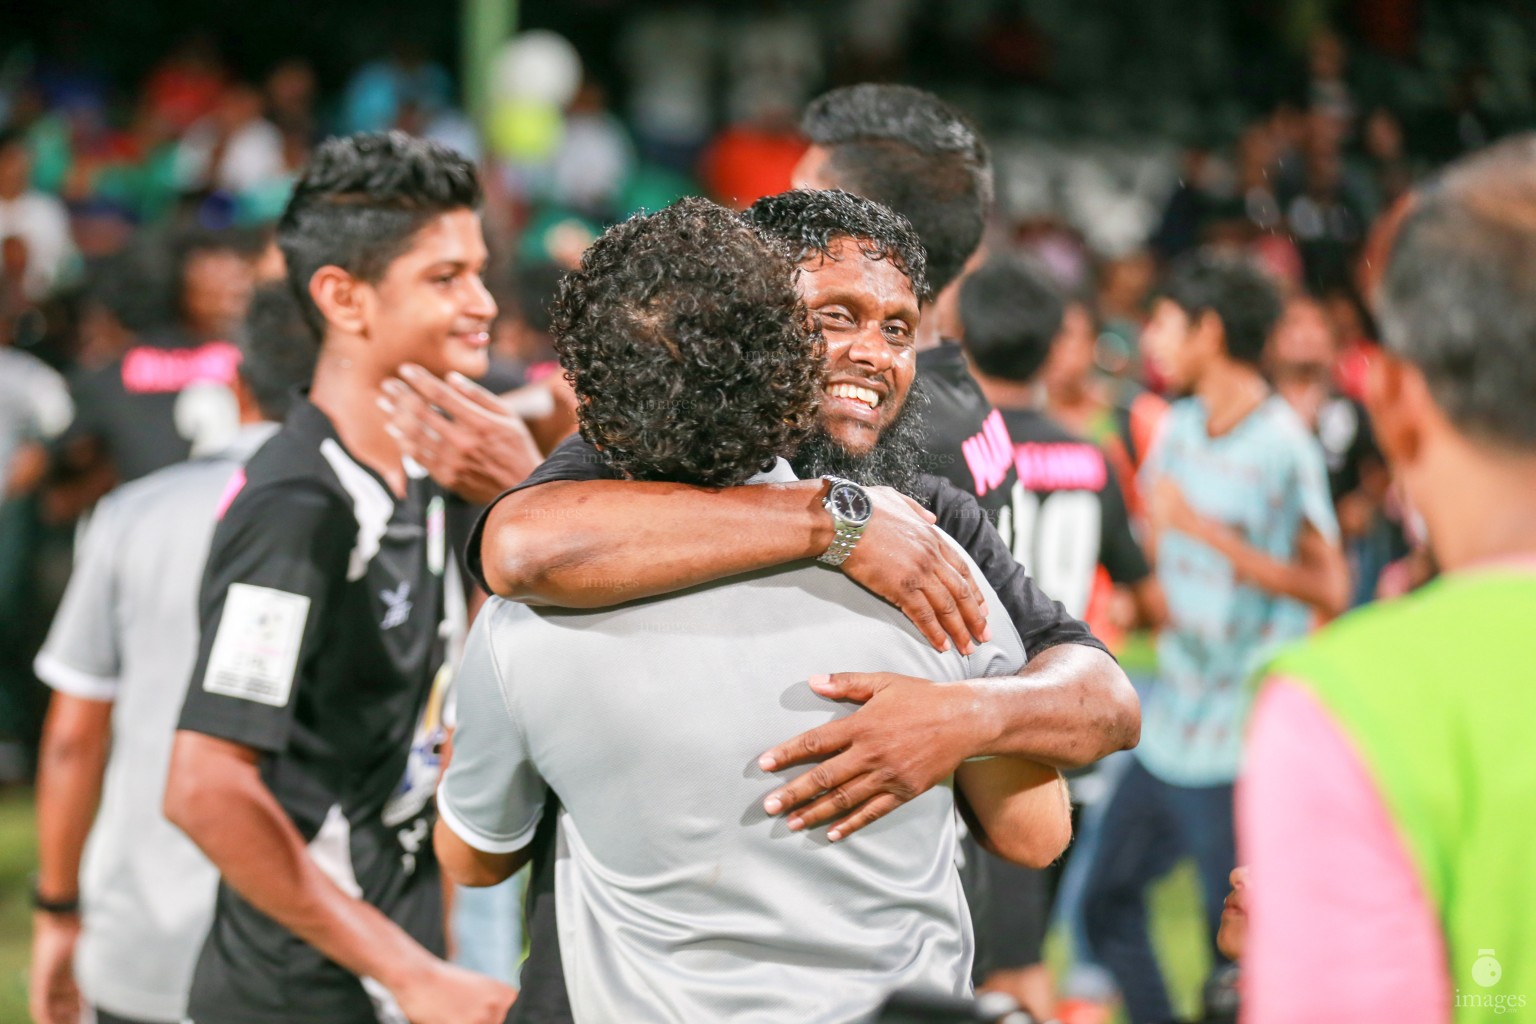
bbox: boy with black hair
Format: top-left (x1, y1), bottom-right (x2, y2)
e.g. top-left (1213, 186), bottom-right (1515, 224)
top-left (1081, 252), bottom-right (1347, 1024)
top-left (962, 257), bottom-right (1164, 636)
top-left (163, 132), bottom-right (515, 1024)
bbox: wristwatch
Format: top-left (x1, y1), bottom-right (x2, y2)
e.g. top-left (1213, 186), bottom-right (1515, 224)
top-left (818, 477), bottom-right (873, 567)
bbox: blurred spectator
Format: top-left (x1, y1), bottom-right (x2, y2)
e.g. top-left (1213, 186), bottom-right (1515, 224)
top-left (263, 59), bottom-right (317, 144)
top-left (1319, 281), bottom-right (1378, 402)
top-left (1037, 277), bottom-right (1169, 535)
top-left (963, 255), bottom-right (1164, 652)
top-left (0, 128), bottom-right (78, 300)
top-left (618, 7), bottom-right (717, 171)
top-left (174, 84), bottom-right (285, 197)
top-left (0, 276), bottom-right (72, 501)
top-left (142, 34), bottom-right (226, 135)
top-left (1084, 253), bottom-right (1346, 1024)
top-left (699, 95), bottom-right (806, 210)
top-left (1355, 107), bottom-right (1413, 220)
top-left (60, 228), bottom-right (253, 487)
top-left (546, 84), bottom-right (634, 220)
top-left (1305, 29), bottom-right (1355, 127)
top-left (340, 41), bottom-right (453, 136)
top-left (1266, 296), bottom-right (1386, 536)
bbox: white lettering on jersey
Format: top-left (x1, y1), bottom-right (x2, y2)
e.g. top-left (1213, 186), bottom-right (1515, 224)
top-left (1009, 485), bottom-right (1102, 619)
top-left (202, 583), bottom-right (310, 706)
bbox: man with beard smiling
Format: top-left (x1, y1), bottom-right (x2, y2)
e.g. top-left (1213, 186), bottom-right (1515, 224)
top-left (443, 188), bottom-right (1134, 1021)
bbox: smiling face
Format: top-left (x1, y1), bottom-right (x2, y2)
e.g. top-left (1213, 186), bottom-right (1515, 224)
top-left (364, 209), bottom-right (497, 379)
top-left (796, 236), bottom-right (921, 456)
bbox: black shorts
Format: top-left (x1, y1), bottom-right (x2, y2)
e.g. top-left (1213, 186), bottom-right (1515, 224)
top-left (976, 854), bottom-right (1053, 971)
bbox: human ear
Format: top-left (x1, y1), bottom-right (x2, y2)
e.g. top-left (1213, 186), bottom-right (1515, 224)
top-left (1363, 351), bottom-right (1424, 470)
top-left (308, 265), bottom-right (372, 338)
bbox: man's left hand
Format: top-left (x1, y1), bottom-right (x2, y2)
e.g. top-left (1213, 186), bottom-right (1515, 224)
top-left (757, 672), bottom-right (986, 841)
top-left (379, 364), bottom-right (542, 505)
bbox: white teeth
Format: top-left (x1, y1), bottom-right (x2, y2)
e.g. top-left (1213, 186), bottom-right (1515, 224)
top-left (828, 383), bottom-right (880, 408)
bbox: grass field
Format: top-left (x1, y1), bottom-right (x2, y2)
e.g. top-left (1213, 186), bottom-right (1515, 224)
top-left (0, 786), bottom-right (1211, 1024)
top-left (0, 791), bottom-right (36, 1023)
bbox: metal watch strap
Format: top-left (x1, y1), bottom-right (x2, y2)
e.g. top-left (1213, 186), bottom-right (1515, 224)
top-left (818, 515), bottom-right (863, 567)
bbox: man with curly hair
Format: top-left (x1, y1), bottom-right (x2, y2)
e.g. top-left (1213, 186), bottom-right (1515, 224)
top-left (434, 197), bottom-right (1073, 1022)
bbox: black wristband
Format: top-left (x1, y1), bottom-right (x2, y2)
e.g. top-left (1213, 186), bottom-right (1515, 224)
top-left (30, 876), bottom-right (80, 915)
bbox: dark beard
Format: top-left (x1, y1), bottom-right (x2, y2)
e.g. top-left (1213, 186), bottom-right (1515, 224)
top-left (791, 380), bottom-right (930, 497)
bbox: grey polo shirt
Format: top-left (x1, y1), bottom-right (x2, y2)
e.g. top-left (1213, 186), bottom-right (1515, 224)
top-left (438, 461), bottom-right (1027, 1023)
top-left (33, 423), bottom-right (277, 1022)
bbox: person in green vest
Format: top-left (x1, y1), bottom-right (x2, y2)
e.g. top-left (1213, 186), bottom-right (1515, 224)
top-left (1239, 135), bottom-right (1536, 1023)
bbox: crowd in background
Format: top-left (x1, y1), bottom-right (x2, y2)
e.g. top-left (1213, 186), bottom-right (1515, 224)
top-left (1, 5), bottom-right (1531, 1022)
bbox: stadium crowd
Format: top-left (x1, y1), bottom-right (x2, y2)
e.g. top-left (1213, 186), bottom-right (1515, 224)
top-left (3, 9), bottom-right (1534, 1024)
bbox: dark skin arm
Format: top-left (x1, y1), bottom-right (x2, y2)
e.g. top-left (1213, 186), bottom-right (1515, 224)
top-left (30, 694), bottom-right (112, 1024)
top-left (759, 643), bottom-right (1137, 840)
top-left (484, 478), bottom-right (991, 654)
top-left (164, 732), bottom-right (516, 1024)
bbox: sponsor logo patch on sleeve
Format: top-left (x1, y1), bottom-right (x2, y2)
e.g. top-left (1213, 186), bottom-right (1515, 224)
top-left (203, 583), bottom-right (311, 707)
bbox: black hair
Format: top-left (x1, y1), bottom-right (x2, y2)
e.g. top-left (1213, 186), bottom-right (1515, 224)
top-left (800, 84), bottom-right (992, 295)
top-left (0, 128), bottom-right (24, 154)
top-left (513, 261), bottom-right (567, 336)
top-left (238, 283), bottom-right (319, 421)
top-left (743, 188), bottom-right (930, 302)
top-left (1159, 251), bottom-right (1283, 367)
top-left (277, 131), bottom-right (481, 336)
top-left (553, 196), bottom-right (823, 487)
top-left (1379, 135), bottom-right (1536, 449)
top-left (959, 256), bottom-right (1065, 383)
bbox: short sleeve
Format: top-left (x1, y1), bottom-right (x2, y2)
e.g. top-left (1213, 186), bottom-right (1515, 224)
top-left (34, 497), bottom-right (126, 701)
top-left (926, 477), bottom-right (1110, 660)
top-left (436, 600), bottom-right (547, 853)
top-left (178, 481), bottom-right (353, 752)
top-left (1292, 434), bottom-right (1340, 544)
top-left (464, 433), bottom-right (619, 591)
top-left (1240, 679), bottom-right (1448, 1023)
top-left (1097, 464), bottom-right (1152, 585)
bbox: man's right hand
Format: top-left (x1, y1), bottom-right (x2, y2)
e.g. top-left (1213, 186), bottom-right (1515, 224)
top-left (840, 487), bottom-right (989, 654)
top-left (394, 960), bottom-right (517, 1024)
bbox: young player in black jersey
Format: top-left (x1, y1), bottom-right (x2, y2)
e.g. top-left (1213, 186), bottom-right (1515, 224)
top-left (164, 133), bottom-right (516, 1024)
top-left (793, 85), bottom-right (1020, 533)
top-left (963, 257), bottom-right (1166, 634)
top-left (959, 255), bottom-right (1167, 1020)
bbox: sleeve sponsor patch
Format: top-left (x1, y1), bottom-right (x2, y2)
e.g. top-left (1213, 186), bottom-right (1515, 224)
top-left (203, 583), bottom-right (311, 707)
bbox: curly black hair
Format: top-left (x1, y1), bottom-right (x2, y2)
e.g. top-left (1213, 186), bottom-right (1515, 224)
top-left (743, 188), bottom-right (931, 303)
top-left (278, 131), bottom-right (481, 336)
top-left (799, 85), bottom-right (992, 295)
top-left (553, 196), bottom-right (824, 487)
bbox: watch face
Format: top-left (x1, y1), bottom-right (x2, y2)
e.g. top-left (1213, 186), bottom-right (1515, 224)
top-left (831, 482), bottom-right (872, 524)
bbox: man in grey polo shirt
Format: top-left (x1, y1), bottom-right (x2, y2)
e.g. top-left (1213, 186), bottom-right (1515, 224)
top-left (29, 285), bottom-right (315, 1024)
top-left (435, 198), bottom-right (1071, 1022)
